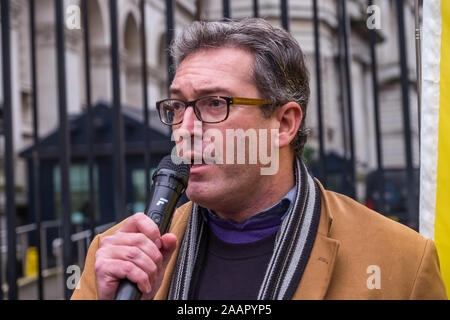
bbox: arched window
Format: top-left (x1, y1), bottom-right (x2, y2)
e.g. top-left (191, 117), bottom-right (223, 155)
top-left (87, 0), bottom-right (107, 47)
top-left (86, 0), bottom-right (110, 103)
top-left (124, 14), bottom-right (140, 64)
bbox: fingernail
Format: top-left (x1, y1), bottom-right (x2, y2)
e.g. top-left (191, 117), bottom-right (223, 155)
top-left (155, 238), bottom-right (162, 249)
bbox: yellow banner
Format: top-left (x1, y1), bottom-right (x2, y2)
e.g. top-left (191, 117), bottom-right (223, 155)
top-left (435, 0), bottom-right (450, 297)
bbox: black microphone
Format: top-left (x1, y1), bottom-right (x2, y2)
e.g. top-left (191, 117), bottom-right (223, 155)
top-left (115, 155), bottom-right (190, 300)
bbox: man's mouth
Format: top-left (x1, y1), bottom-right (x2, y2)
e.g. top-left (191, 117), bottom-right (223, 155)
top-left (188, 152), bottom-right (217, 172)
top-left (189, 161), bottom-right (211, 174)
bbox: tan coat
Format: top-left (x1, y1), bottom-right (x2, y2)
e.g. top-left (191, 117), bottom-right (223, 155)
top-left (71, 181), bottom-right (447, 300)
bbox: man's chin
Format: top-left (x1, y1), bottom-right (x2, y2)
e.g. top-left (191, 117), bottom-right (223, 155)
top-left (185, 185), bottom-right (219, 209)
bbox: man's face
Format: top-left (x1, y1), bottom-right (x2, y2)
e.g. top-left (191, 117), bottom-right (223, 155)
top-left (170, 48), bottom-right (279, 216)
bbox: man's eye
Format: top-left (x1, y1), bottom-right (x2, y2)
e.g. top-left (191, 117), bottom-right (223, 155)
top-left (162, 102), bottom-right (174, 111)
top-left (173, 102), bottom-right (184, 110)
top-left (208, 98), bottom-right (226, 108)
top-left (165, 101), bottom-right (184, 111)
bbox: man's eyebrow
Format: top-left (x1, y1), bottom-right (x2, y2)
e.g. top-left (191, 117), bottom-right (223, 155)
top-left (194, 87), bottom-right (233, 96)
top-left (169, 87), bottom-right (233, 98)
top-left (169, 87), bottom-right (183, 97)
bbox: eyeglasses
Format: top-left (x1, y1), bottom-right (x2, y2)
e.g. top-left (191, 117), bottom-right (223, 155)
top-left (156, 96), bottom-right (272, 126)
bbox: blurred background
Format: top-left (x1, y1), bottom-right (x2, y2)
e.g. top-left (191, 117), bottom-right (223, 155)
top-left (0, 0), bottom-right (421, 299)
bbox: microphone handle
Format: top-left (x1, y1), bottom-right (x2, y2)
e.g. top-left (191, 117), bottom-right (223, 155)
top-left (115, 173), bottom-right (186, 300)
top-left (115, 280), bottom-right (141, 300)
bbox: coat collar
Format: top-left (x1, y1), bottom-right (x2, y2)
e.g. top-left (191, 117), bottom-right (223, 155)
top-left (155, 179), bottom-right (340, 300)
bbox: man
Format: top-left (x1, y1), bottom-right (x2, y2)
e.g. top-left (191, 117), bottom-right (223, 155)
top-left (72, 18), bottom-right (447, 300)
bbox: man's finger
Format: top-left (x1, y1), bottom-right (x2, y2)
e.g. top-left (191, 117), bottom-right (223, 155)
top-left (160, 233), bottom-right (177, 268)
top-left (119, 212), bottom-right (161, 242)
top-left (101, 232), bottom-right (162, 263)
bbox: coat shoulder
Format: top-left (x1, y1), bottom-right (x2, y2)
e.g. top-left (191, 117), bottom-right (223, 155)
top-left (321, 190), bottom-right (447, 299)
top-left (324, 189), bottom-right (424, 244)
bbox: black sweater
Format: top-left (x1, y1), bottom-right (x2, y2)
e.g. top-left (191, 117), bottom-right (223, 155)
top-left (192, 227), bottom-right (277, 300)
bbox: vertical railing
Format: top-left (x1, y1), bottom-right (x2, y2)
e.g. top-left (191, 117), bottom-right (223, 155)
top-left (54, 0), bottom-right (73, 300)
top-left (28, 0), bottom-right (44, 300)
top-left (140, 0), bottom-right (152, 199)
top-left (1, 0), bottom-right (18, 300)
top-left (367, 0), bottom-right (385, 214)
top-left (280, 0), bottom-right (289, 32)
top-left (166, 0), bottom-right (175, 90)
top-left (312, 0), bottom-right (327, 187)
top-left (109, 0), bottom-right (126, 223)
top-left (395, 0), bottom-right (415, 226)
top-left (81, 0), bottom-right (97, 243)
top-left (338, 0), bottom-right (356, 199)
top-left (335, 0), bottom-right (349, 180)
top-left (253, 0), bottom-right (259, 18)
top-left (222, 0), bottom-right (231, 20)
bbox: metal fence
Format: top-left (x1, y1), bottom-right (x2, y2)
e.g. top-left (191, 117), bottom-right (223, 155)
top-left (0, 0), bottom-right (419, 300)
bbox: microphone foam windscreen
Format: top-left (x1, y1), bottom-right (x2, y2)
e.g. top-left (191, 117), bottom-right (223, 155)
top-left (157, 155), bottom-right (190, 180)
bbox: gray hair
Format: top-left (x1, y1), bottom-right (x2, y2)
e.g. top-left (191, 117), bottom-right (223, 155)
top-left (170, 18), bottom-right (310, 157)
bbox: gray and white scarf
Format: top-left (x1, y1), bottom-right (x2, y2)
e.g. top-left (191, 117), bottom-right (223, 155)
top-left (167, 157), bottom-right (321, 300)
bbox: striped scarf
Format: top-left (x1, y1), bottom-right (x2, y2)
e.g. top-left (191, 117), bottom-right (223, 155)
top-left (167, 157), bottom-right (321, 300)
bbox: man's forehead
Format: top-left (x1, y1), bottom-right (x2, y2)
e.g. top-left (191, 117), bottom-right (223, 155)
top-left (181, 50), bottom-right (251, 73)
top-left (170, 48), bottom-right (255, 97)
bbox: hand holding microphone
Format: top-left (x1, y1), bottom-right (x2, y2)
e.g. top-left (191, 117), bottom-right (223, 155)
top-left (94, 156), bottom-right (189, 300)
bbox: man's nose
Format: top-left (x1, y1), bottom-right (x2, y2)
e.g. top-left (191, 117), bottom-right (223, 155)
top-left (178, 106), bottom-right (198, 134)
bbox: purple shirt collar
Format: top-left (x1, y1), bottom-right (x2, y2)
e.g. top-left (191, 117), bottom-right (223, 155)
top-left (202, 186), bottom-right (297, 244)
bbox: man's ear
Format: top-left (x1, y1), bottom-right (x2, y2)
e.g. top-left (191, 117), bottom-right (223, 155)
top-left (275, 102), bottom-right (303, 148)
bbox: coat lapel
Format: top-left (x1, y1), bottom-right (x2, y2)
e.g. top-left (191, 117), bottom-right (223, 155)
top-left (292, 180), bottom-right (340, 300)
top-left (292, 234), bottom-right (340, 299)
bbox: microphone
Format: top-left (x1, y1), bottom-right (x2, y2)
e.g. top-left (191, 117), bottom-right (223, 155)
top-left (115, 155), bottom-right (190, 300)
